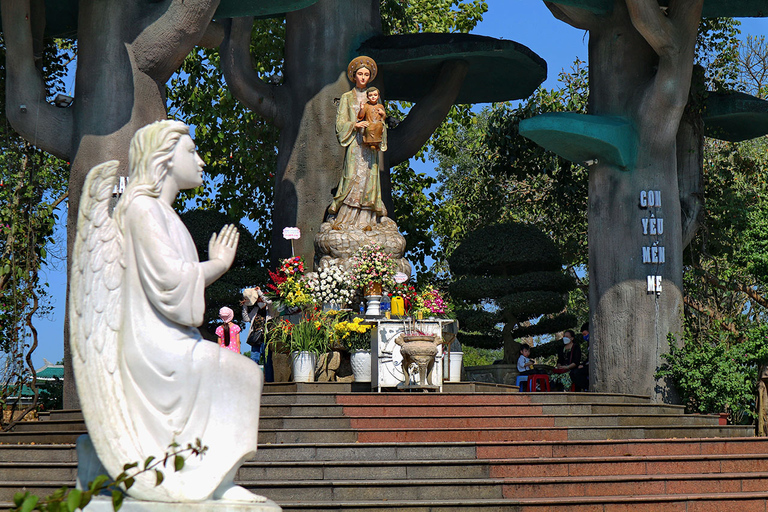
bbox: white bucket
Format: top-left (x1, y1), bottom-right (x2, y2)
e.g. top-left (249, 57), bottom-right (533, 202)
top-left (350, 350), bottom-right (372, 382)
top-left (290, 351), bottom-right (317, 382)
top-left (448, 352), bottom-right (463, 382)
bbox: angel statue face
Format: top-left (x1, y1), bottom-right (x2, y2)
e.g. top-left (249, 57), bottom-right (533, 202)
top-left (168, 134), bottom-right (205, 190)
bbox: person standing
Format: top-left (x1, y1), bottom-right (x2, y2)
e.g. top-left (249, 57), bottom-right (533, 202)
top-left (216, 307), bottom-right (241, 353)
top-left (241, 287), bottom-right (271, 365)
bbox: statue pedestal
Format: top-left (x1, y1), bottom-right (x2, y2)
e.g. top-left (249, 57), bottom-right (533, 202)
top-left (84, 497), bottom-right (282, 511)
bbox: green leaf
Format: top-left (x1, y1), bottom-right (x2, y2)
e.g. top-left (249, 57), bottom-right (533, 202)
top-left (124, 477), bottom-right (135, 490)
top-left (123, 462), bottom-right (138, 471)
top-left (174, 455), bottom-right (184, 472)
top-left (89, 474), bottom-right (110, 492)
top-left (144, 456), bottom-right (156, 469)
top-left (154, 470), bottom-right (164, 486)
top-left (66, 489), bottom-right (82, 512)
top-left (111, 491), bottom-right (124, 511)
top-left (20, 494), bottom-right (39, 512)
top-left (14, 491), bottom-right (28, 506)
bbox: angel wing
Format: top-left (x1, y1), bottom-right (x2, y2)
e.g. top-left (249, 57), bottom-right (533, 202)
top-left (70, 161), bottom-right (148, 493)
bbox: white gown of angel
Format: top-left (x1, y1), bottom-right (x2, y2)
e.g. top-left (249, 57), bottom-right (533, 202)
top-left (70, 120), bottom-right (264, 503)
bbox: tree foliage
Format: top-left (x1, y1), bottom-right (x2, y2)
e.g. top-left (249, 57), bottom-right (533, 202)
top-left (448, 222), bottom-right (576, 361)
top-left (0, 36), bottom-right (70, 421)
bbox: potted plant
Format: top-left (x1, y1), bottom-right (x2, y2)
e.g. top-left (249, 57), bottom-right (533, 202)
top-left (334, 316), bottom-right (374, 382)
top-left (287, 311), bottom-right (329, 382)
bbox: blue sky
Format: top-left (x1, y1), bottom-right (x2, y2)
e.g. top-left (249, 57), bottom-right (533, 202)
top-left (29, 1), bottom-right (768, 368)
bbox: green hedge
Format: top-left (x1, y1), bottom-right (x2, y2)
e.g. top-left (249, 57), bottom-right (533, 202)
top-left (512, 313), bottom-right (577, 339)
top-left (450, 271), bottom-right (575, 300)
top-left (448, 223), bottom-right (562, 276)
top-left (497, 290), bottom-right (566, 321)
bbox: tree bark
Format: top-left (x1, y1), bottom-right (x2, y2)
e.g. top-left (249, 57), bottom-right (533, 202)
top-left (575, 0), bottom-right (702, 400)
top-left (2, 0), bottom-right (219, 408)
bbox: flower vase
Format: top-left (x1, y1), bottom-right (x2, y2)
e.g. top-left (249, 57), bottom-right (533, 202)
top-left (364, 282), bottom-right (383, 317)
top-left (350, 350), bottom-right (372, 382)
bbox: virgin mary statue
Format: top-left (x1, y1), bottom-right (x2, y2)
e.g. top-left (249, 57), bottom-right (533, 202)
top-left (70, 120), bottom-right (273, 506)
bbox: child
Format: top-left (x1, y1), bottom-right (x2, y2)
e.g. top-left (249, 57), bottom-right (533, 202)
top-left (216, 306), bottom-right (241, 354)
top-left (357, 87), bottom-right (386, 150)
top-left (517, 344), bottom-right (536, 375)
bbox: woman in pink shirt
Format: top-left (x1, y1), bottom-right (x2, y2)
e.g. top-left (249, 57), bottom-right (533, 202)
top-left (215, 307), bottom-right (241, 353)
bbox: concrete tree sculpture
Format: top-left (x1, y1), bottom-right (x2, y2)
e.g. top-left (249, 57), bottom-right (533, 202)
top-left (448, 223), bottom-right (576, 364)
top-left (0, 0), bottom-right (317, 407)
top-left (518, 0), bottom-right (767, 399)
top-left (219, 0), bottom-right (547, 263)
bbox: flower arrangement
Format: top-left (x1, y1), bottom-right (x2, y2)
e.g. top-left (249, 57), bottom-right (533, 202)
top-left (333, 316), bottom-right (373, 351)
top-left (349, 243), bottom-right (397, 291)
top-left (412, 286), bottom-right (452, 317)
top-left (267, 257), bottom-right (315, 309)
top-left (306, 263), bottom-right (354, 307)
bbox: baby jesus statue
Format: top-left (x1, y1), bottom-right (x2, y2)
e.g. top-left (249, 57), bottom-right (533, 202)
top-left (357, 87), bottom-right (386, 151)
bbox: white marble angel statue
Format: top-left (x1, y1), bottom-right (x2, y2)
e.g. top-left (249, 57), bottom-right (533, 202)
top-left (70, 120), bottom-right (270, 504)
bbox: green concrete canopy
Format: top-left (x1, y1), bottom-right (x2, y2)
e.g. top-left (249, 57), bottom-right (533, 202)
top-left (549, 0), bottom-right (766, 17)
top-left (359, 33), bottom-right (547, 104)
top-left (20, 0), bottom-right (319, 37)
top-left (703, 91), bottom-right (768, 142)
top-left (519, 112), bottom-right (637, 169)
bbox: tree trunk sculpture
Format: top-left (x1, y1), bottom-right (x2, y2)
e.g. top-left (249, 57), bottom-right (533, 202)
top-left (543, 0), bottom-right (704, 400)
top-left (1, 0), bottom-right (221, 407)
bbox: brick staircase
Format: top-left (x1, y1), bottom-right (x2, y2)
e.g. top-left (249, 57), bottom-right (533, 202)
top-left (1, 382), bottom-right (766, 511)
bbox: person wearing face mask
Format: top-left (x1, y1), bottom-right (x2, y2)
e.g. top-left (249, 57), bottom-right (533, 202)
top-left (555, 330), bottom-right (589, 391)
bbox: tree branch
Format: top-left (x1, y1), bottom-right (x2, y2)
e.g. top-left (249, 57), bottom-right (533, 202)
top-left (1, 0), bottom-right (73, 160)
top-left (695, 268), bottom-right (768, 311)
top-left (683, 295), bottom-right (739, 334)
top-left (544, 2), bottom-right (600, 31)
top-left (132, 0), bottom-right (220, 82)
top-left (626, 0), bottom-right (677, 56)
top-left (219, 17), bottom-right (284, 127)
top-left (387, 59), bottom-right (469, 167)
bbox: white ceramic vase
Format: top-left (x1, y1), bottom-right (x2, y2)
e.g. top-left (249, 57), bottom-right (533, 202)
top-left (290, 351), bottom-right (317, 382)
top-left (350, 350), bottom-right (372, 382)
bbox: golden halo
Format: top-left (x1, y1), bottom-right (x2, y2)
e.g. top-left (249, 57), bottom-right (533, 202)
top-left (347, 56), bottom-right (378, 83)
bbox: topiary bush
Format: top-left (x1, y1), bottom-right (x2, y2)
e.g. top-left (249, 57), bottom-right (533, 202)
top-left (449, 222), bottom-right (576, 363)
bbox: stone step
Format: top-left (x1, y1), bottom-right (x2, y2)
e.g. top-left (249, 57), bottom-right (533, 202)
top-left (340, 402), bottom-right (685, 416)
top-left (5, 438), bottom-right (764, 465)
top-left (17, 452), bottom-right (764, 484)
top-left (354, 424), bottom-right (752, 443)
top-left (334, 392), bottom-right (653, 406)
top-left (240, 473), bottom-right (768, 503)
top-left (273, 493), bottom-right (768, 511)
top-left (475, 437), bottom-right (768, 459)
top-left (0, 420), bottom-right (752, 446)
top-left (346, 414), bottom-right (718, 430)
top-left (260, 417), bottom-right (351, 430)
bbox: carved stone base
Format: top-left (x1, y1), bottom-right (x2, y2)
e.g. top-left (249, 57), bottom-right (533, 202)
top-left (314, 215), bottom-right (410, 276)
top-left (83, 496), bottom-right (281, 511)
